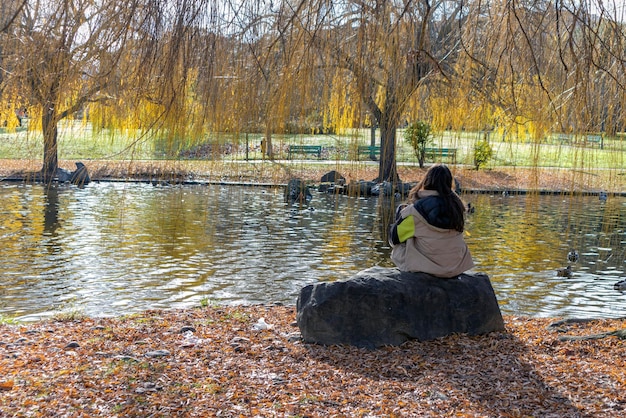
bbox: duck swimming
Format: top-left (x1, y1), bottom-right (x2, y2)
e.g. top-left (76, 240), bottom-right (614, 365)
top-left (556, 265), bottom-right (573, 278)
top-left (614, 279), bottom-right (626, 291)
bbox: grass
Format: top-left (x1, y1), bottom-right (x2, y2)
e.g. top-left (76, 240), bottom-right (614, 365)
top-left (0, 315), bottom-right (18, 325)
top-left (0, 121), bottom-right (624, 172)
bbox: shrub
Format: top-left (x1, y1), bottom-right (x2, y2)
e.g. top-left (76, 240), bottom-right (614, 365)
top-left (404, 120), bottom-right (432, 168)
top-left (473, 140), bottom-right (493, 170)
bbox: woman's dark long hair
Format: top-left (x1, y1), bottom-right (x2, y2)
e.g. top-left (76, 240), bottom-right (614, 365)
top-left (408, 164), bottom-right (466, 232)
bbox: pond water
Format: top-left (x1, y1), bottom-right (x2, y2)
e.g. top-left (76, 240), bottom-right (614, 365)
top-left (0, 182), bottom-right (625, 321)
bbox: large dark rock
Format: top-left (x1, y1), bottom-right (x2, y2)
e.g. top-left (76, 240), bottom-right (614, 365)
top-left (55, 162), bottom-right (90, 186)
top-left (344, 180), bottom-right (368, 196)
top-left (320, 170), bottom-right (345, 184)
top-left (284, 178), bottom-right (312, 205)
top-left (69, 162), bottom-right (90, 186)
top-left (369, 181), bottom-right (416, 197)
top-left (296, 266), bottom-right (505, 348)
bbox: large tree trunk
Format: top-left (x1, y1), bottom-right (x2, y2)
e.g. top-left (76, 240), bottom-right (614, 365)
top-left (41, 108), bottom-right (59, 182)
top-left (378, 122), bottom-right (399, 183)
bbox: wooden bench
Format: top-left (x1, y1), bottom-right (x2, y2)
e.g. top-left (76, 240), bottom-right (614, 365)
top-left (424, 147), bottom-right (457, 163)
top-left (557, 134), bottom-right (572, 144)
top-left (288, 145), bottom-right (322, 159)
top-left (586, 134), bottom-right (603, 148)
top-left (358, 145), bottom-right (380, 159)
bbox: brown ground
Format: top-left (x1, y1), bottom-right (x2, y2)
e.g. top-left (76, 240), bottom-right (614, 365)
top-left (1, 306), bottom-right (625, 417)
top-left (1, 158), bottom-right (624, 193)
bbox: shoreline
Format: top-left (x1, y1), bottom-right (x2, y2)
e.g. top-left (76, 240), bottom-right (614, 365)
top-left (1, 158), bottom-right (624, 196)
top-left (3, 174), bottom-right (626, 197)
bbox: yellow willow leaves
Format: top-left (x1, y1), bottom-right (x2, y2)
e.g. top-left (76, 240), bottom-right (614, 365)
top-left (0, 97), bottom-right (22, 131)
top-left (325, 70), bottom-right (359, 134)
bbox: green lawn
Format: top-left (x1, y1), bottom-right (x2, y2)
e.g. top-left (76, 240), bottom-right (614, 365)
top-left (1, 121), bottom-right (624, 170)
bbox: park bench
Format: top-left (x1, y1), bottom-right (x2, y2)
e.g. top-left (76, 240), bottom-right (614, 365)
top-left (557, 134), bottom-right (572, 144)
top-left (424, 147), bottom-right (457, 163)
top-left (288, 145), bottom-right (322, 159)
top-left (358, 145), bottom-right (380, 160)
top-left (586, 134), bottom-right (603, 148)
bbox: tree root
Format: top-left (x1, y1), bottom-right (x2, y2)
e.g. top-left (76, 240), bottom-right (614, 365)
top-left (547, 318), bottom-right (599, 328)
top-left (547, 318), bottom-right (626, 341)
top-left (559, 329), bottom-right (626, 341)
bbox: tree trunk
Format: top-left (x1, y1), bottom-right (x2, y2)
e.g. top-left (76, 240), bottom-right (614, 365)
top-left (378, 116), bottom-right (399, 183)
top-left (264, 125), bottom-right (273, 159)
top-left (369, 125), bottom-right (377, 160)
top-left (41, 108), bottom-right (59, 182)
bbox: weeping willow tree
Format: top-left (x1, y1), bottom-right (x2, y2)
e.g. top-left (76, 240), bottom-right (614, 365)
top-left (0, 0), bottom-right (625, 184)
top-left (0, 0), bottom-right (27, 131)
top-left (88, 0), bottom-right (227, 153)
top-left (217, 0), bottom-right (626, 182)
top-left (0, 0), bottom-right (227, 180)
top-left (251, 0), bottom-right (467, 182)
top-left (0, 0), bottom-right (147, 181)
top-left (410, 1), bottom-right (626, 148)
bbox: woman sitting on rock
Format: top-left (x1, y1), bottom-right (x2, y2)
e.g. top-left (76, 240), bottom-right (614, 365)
top-left (389, 164), bottom-right (474, 278)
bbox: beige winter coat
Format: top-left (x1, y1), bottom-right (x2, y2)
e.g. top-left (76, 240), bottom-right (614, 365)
top-left (389, 196), bottom-right (475, 278)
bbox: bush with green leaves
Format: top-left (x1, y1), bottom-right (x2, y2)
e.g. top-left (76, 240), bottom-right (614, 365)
top-left (404, 120), bottom-right (432, 168)
top-left (473, 140), bottom-right (494, 170)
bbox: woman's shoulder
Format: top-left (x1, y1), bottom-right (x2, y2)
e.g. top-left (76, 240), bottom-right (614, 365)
top-left (414, 194), bottom-right (444, 211)
top-left (413, 194), bottom-right (452, 227)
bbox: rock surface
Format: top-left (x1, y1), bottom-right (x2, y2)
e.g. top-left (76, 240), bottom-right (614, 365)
top-left (297, 266), bottom-right (505, 348)
top-left (284, 178), bottom-right (312, 205)
top-left (320, 170), bottom-right (345, 184)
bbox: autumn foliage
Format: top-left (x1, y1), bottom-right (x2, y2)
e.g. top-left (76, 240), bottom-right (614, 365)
top-left (1, 305), bottom-right (625, 417)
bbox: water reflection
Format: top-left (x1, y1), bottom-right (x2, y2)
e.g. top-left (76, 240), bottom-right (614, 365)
top-left (0, 182), bottom-right (624, 321)
top-left (465, 192), bottom-right (626, 318)
top-left (43, 185), bottom-right (61, 237)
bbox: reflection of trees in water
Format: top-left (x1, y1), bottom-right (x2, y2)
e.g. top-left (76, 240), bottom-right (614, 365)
top-left (464, 194), bottom-right (626, 274)
top-left (587, 198), bottom-right (626, 269)
top-left (2, 184), bottom-right (625, 318)
top-left (370, 196), bottom-right (401, 267)
top-left (43, 185), bottom-right (60, 236)
top-left (555, 194), bottom-right (625, 270)
top-left (375, 196), bottom-right (398, 245)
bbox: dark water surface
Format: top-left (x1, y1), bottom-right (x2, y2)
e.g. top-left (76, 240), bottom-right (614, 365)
top-left (0, 182), bottom-right (624, 321)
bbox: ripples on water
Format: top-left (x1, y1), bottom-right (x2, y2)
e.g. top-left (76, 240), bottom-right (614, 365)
top-left (0, 182), bottom-right (624, 321)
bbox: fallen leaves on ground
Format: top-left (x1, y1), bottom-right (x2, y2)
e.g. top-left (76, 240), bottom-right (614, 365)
top-left (1, 306), bottom-right (625, 417)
